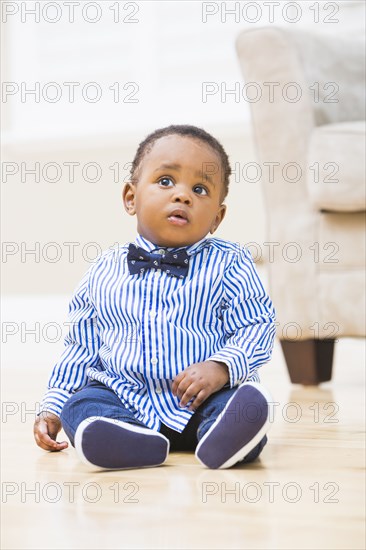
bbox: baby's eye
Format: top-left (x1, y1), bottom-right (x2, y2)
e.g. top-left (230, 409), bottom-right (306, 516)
top-left (158, 177), bottom-right (174, 187)
top-left (193, 185), bottom-right (208, 196)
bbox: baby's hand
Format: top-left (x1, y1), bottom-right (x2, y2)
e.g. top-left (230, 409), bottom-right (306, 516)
top-left (33, 411), bottom-right (68, 452)
top-left (172, 360), bottom-right (229, 411)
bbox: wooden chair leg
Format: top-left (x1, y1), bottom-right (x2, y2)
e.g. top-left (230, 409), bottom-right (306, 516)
top-left (280, 339), bottom-right (335, 385)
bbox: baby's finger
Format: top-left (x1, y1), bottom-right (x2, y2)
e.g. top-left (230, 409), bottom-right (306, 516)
top-left (40, 433), bottom-right (68, 451)
top-left (175, 377), bottom-right (195, 402)
top-left (189, 389), bottom-right (209, 411)
top-left (172, 372), bottom-right (186, 396)
top-left (34, 430), bottom-right (65, 451)
top-left (34, 431), bottom-right (47, 449)
top-left (179, 381), bottom-right (202, 407)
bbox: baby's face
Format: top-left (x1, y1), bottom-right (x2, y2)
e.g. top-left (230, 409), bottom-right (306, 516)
top-left (123, 135), bottom-right (226, 247)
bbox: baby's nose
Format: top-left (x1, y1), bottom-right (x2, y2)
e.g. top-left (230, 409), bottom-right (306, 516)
top-left (172, 189), bottom-right (192, 204)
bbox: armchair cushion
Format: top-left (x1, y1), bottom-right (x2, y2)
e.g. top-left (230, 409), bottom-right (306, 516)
top-left (290, 30), bottom-right (365, 125)
top-left (307, 121), bottom-right (366, 212)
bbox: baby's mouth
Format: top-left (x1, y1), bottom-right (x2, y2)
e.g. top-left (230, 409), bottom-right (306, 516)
top-left (168, 209), bottom-right (189, 226)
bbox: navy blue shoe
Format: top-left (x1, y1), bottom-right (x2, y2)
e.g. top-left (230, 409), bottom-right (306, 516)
top-left (195, 382), bottom-right (272, 469)
top-left (74, 417), bottom-right (170, 471)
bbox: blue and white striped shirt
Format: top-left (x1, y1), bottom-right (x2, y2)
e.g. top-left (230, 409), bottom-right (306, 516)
top-left (41, 234), bottom-right (276, 432)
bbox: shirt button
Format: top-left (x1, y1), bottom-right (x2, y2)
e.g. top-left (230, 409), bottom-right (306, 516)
top-left (158, 249), bottom-right (165, 255)
top-left (156, 385), bottom-right (162, 394)
top-left (151, 358), bottom-right (158, 365)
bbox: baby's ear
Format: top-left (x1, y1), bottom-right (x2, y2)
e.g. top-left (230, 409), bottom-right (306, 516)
top-left (210, 204), bottom-right (226, 234)
top-left (122, 182), bottom-right (136, 215)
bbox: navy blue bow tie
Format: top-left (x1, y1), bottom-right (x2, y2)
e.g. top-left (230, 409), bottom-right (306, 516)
top-left (127, 244), bottom-right (190, 278)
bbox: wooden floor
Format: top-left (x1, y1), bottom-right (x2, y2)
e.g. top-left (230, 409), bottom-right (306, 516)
top-left (1, 337), bottom-right (365, 550)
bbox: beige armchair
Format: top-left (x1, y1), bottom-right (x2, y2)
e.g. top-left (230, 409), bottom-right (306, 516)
top-left (236, 27), bottom-right (365, 384)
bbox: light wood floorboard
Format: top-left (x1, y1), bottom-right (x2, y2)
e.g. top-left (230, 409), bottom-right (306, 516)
top-left (1, 338), bottom-right (365, 550)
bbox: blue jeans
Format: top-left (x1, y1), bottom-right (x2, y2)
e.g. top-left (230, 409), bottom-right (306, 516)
top-left (60, 380), bottom-right (267, 465)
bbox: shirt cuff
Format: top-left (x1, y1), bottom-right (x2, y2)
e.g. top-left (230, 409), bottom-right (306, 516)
top-left (208, 346), bottom-right (250, 388)
top-left (38, 388), bottom-right (73, 417)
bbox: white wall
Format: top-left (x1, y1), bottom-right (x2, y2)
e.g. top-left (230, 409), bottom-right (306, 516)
top-left (2, 0), bottom-right (365, 294)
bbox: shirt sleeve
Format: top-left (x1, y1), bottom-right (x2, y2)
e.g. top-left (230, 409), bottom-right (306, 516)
top-left (208, 246), bottom-right (276, 387)
top-left (39, 266), bottom-right (102, 417)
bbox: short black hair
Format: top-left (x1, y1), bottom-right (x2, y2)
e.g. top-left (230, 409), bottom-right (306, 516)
top-left (130, 124), bottom-right (231, 200)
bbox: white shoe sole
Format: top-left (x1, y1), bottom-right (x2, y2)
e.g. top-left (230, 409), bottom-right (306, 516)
top-left (195, 382), bottom-right (273, 469)
top-left (74, 416), bottom-right (170, 471)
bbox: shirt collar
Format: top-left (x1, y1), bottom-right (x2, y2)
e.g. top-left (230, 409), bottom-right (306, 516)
top-left (134, 234), bottom-right (210, 257)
